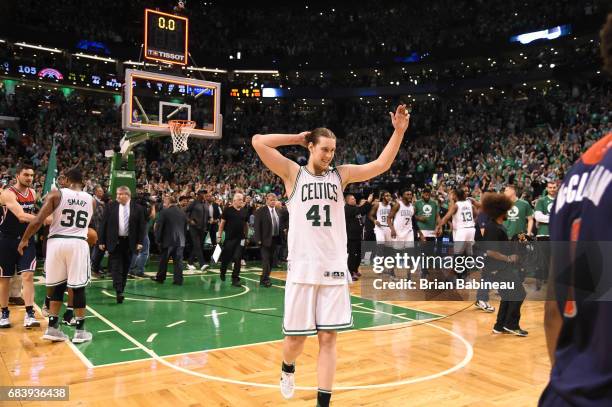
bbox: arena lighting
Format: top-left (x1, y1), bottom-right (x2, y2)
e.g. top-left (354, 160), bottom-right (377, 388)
top-left (74, 53), bottom-right (116, 62)
top-left (14, 42), bottom-right (61, 53)
top-left (509, 24), bottom-right (571, 45)
top-left (262, 88), bottom-right (284, 98)
top-left (187, 66), bottom-right (228, 73)
top-left (124, 60), bottom-right (145, 66)
top-left (234, 69), bottom-right (279, 74)
top-left (0, 39), bottom-right (5, 43)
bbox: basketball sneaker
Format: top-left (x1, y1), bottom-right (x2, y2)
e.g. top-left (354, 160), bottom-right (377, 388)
top-left (200, 264), bottom-right (209, 272)
top-left (72, 330), bottom-right (93, 344)
top-left (186, 264), bottom-right (196, 270)
top-left (504, 327), bottom-right (529, 337)
top-left (0, 309), bottom-right (10, 328)
top-left (474, 300), bottom-right (495, 313)
top-left (280, 366), bottom-right (295, 399)
top-left (24, 312), bottom-right (40, 328)
top-left (42, 326), bottom-right (69, 342)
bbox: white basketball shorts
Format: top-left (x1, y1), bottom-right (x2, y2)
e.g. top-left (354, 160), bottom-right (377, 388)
top-left (374, 226), bottom-right (393, 244)
top-left (282, 282), bottom-right (353, 336)
top-left (391, 228), bottom-right (415, 250)
top-left (45, 237), bottom-right (91, 288)
top-left (452, 228), bottom-right (475, 257)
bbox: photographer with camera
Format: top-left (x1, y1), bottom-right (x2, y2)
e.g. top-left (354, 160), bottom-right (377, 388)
top-left (129, 189), bottom-right (156, 277)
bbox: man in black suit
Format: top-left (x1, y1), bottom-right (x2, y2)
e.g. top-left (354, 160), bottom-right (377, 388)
top-left (98, 186), bottom-right (146, 304)
top-left (151, 195), bottom-right (188, 285)
top-left (254, 193), bottom-right (283, 287)
top-left (185, 190), bottom-right (207, 271)
top-left (203, 191), bottom-right (221, 248)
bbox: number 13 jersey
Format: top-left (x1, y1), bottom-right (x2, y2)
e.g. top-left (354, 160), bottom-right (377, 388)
top-left (286, 166), bottom-right (348, 285)
top-left (49, 188), bottom-right (93, 239)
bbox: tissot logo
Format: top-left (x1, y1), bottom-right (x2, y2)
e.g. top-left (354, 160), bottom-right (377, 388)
top-left (147, 50), bottom-right (186, 62)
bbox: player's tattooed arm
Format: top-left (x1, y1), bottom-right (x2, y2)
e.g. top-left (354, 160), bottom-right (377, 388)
top-left (337, 104), bottom-right (410, 187)
top-left (17, 190), bottom-right (60, 255)
top-left (33, 191), bottom-right (54, 226)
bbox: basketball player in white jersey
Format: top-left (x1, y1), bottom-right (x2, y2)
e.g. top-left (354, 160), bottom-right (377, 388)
top-left (388, 189), bottom-right (423, 249)
top-left (18, 168), bottom-right (94, 343)
top-left (438, 187), bottom-right (476, 259)
top-left (252, 104), bottom-right (410, 407)
top-left (369, 190), bottom-right (393, 243)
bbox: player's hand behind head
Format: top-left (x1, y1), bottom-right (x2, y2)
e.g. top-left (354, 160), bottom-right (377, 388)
top-left (297, 131), bottom-right (311, 148)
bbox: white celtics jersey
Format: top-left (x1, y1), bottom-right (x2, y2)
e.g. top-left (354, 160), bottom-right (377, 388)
top-left (49, 188), bottom-right (93, 239)
top-left (452, 199), bottom-right (475, 230)
top-left (286, 166), bottom-right (348, 285)
top-left (376, 202), bottom-right (391, 227)
top-left (393, 200), bottom-right (414, 233)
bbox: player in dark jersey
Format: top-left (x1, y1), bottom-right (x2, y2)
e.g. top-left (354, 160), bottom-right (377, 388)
top-left (0, 161), bottom-right (39, 328)
top-left (539, 14), bottom-right (612, 406)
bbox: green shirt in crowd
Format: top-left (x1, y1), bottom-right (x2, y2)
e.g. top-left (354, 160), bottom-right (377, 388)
top-left (415, 198), bottom-right (438, 236)
top-left (534, 194), bottom-right (555, 236)
top-left (503, 198), bottom-right (533, 238)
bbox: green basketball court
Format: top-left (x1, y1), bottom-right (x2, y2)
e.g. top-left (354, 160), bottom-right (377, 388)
top-left (34, 263), bottom-right (442, 368)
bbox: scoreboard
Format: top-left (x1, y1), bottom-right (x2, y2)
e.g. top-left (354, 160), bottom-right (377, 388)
top-left (144, 9), bottom-right (188, 65)
top-left (229, 88), bottom-right (262, 98)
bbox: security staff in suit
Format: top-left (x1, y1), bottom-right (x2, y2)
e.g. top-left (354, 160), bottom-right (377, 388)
top-left (98, 186), bottom-right (146, 304)
top-left (254, 193), bottom-right (283, 287)
top-left (203, 191), bottom-right (221, 248)
top-left (151, 195), bottom-right (188, 285)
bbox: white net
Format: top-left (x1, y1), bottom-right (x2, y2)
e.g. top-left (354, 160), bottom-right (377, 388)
top-left (168, 120), bottom-right (196, 153)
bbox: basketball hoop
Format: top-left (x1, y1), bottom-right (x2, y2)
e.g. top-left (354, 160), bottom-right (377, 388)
top-left (168, 120), bottom-right (196, 153)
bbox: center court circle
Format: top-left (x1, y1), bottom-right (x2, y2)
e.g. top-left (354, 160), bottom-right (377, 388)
top-left (99, 283), bottom-right (250, 302)
top-left (154, 319), bottom-right (474, 391)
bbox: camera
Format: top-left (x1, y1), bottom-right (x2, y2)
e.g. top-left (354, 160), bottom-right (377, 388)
top-left (135, 192), bottom-right (153, 220)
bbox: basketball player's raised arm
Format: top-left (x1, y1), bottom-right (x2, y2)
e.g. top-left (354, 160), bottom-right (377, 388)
top-left (251, 133), bottom-right (304, 183)
top-left (17, 190), bottom-right (60, 255)
top-left (1, 189), bottom-right (36, 223)
top-left (337, 105), bottom-right (410, 187)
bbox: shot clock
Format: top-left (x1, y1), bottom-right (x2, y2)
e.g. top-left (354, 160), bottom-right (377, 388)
top-left (144, 9), bottom-right (189, 65)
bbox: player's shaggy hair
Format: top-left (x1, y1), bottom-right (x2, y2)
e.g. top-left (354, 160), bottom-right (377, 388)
top-left (481, 192), bottom-right (513, 220)
top-left (305, 127), bottom-right (336, 145)
top-left (601, 13), bottom-right (612, 74)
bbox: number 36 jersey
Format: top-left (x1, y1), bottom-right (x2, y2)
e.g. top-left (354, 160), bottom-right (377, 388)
top-left (49, 188), bottom-right (93, 239)
top-left (286, 166), bottom-right (348, 285)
